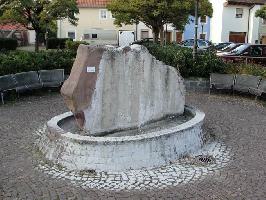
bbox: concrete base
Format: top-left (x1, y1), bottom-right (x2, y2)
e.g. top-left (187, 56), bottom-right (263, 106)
top-left (38, 106), bottom-right (205, 172)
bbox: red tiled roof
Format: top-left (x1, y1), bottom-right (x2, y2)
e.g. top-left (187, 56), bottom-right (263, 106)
top-left (227, 0), bottom-right (266, 5)
top-left (77, 0), bottom-right (111, 8)
top-left (0, 23), bottom-right (27, 31)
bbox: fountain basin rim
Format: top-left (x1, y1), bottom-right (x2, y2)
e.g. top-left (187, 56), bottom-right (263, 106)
top-left (47, 105), bottom-right (205, 143)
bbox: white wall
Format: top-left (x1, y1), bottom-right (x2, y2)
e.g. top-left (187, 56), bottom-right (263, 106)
top-left (209, 1), bottom-right (261, 44)
top-left (221, 5), bottom-right (250, 42)
top-left (209, 0), bottom-right (226, 43)
top-left (28, 30), bottom-right (36, 44)
top-left (248, 5), bottom-right (261, 43)
top-left (137, 22), bottom-right (153, 40)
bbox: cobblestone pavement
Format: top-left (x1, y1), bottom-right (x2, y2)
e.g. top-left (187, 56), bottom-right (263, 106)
top-left (36, 140), bottom-right (231, 191)
top-left (1, 92), bottom-right (266, 199)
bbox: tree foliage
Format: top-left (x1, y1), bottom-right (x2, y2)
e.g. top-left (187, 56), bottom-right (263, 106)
top-left (255, 6), bottom-right (266, 19)
top-left (107, 0), bottom-right (213, 43)
top-left (0, 0), bottom-right (79, 51)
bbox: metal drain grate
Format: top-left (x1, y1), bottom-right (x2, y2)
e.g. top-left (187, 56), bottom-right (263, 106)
top-left (196, 155), bottom-right (215, 164)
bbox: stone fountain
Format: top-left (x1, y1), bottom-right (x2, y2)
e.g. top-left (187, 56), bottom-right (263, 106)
top-left (38, 44), bottom-right (205, 172)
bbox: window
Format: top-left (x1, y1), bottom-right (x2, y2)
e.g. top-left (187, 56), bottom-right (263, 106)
top-left (236, 8), bottom-right (243, 18)
top-left (83, 34), bottom-right (90, 40)
top-left (67, 31), bottom-right (75, 39)
top-left (200, 16), bottom-right (207, 24)
top-left (199, 33), bottom-right (206, 40)
top-left (91, 34), bottom-right (97, 39)
top-left (100, 9), bottom-right (107, 19)
top-left (141, 30), bottom-right (149, 39)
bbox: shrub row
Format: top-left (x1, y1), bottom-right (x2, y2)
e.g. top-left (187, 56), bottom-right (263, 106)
top-left (0, 44), bottom-right (265, 78)
top-left (226, 63), bottom-right (266, 78)
top-left (46, 38), bottom-right (89, 50)
top-left (65, 40), bottom-right (90, 51)
top-left (143, 43), bottom-right (226, 78)
top-left (47, 38), bottom-right (73, 49)
top-left (0, 50), bottom-right (76, 76)
top-left (0, 38), bottom-right (18, 51)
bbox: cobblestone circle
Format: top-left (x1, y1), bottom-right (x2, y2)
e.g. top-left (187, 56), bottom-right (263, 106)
top-left (35, 129), bottom-right (231, 191)
top-left (1, 92), bottom-right (266, 199)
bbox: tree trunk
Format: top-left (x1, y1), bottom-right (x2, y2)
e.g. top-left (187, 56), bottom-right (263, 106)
top-left (35, 30), bottom-right (40, 52)
top-left (159, 25), bottom-right (164, 46)
top-left (152, 27), bottom-right (160, 43)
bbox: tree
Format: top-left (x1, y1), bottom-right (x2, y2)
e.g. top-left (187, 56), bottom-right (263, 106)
top-left (0, 0), bottom-right (79, 51)
top-left (255, 5), bottom-right (266, 19)
top-left (107, 0), bottom-right (213, 44)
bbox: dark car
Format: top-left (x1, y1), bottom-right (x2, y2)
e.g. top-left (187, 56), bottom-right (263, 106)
top-left (214, 42), bottom-right (232, 50)
top-left (179, 39), bottom-right (213, 49)
top-left (218, 44), bottom-right (266, 65)
top-left (216, 43), bottom-right (243, 54)
top-left (131, 38), bottom-right (156, 45)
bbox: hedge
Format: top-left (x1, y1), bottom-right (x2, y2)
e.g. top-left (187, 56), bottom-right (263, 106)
top-left (144, 43), bottom-right (226, 78)
top-left (47, 38), bottom-right (72, 49)
top-left (0, 38), bottom-right (18, 51)
top-left (0, 50), bottom-right (76, 76)
top-left (65, 40), bottom-right (90, 51)
top-left (226, 63), bottom-right (266, 78)
top-left (0, 44), bottom-right (265, 79)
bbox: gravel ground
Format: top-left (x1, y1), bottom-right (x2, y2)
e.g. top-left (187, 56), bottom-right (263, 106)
top-left (0, 92), bottom-right (266, 200)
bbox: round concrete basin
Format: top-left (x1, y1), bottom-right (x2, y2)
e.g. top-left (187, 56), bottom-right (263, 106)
top-left (38, 106), bottom-right (205, 172)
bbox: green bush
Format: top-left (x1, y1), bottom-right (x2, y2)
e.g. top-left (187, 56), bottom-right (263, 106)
top-left (47, 38), bottom-right (72, 49)
top-left (0, 50), bottom-right (76, 76)
top-left (144, 43), bottom-right (226, 78)
top-left (0, 38), bottom-right (18, 50)
top-left (226, 63), bottom-right (266, 78)
top-left (65, 40), bottom-right (89, 51)
top-left (1, 44), bottom-right (264, 79)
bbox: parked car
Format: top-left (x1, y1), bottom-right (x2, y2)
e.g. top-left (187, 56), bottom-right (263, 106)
top-left (179, 39), bottom-right (213, 49)
top-left (131, 38), bottom-right (156, 45)
top-left (218, 44), bottom-right (266, 65)
top-left (214, 42), bottom-right (232, 50)
top-left (216, 43), bottom-right (243, 54)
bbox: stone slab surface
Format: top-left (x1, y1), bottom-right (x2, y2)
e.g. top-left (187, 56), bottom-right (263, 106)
top-left (61, 45), bottom-right (104, 128)
top-left (0, 93), bottom-right (266, 199)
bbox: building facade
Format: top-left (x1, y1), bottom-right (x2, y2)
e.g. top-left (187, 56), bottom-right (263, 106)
top-left (0, 23), bottom-right (35, 45)
top-left (58, 0), bottom-right (212, 45)
top-left (183, 16), bottom-right (211, 41)
top-left (57, 0), bottom-right (135, 45)
top-left (137, 15), bottom-right (211, 43)
top-left (58, 0), bottom-right (266, 45)
top-left (258, 18), bottom-right (266, 44)
top-left (209, 0), bottom-right (265, 44)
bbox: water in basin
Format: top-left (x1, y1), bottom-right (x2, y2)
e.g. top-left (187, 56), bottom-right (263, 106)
top-left (58, 109), bottom-right (193, 137)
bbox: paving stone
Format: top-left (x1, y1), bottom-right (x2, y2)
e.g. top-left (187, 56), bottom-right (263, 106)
top-left (0, 92), bottom-right (266, 199)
